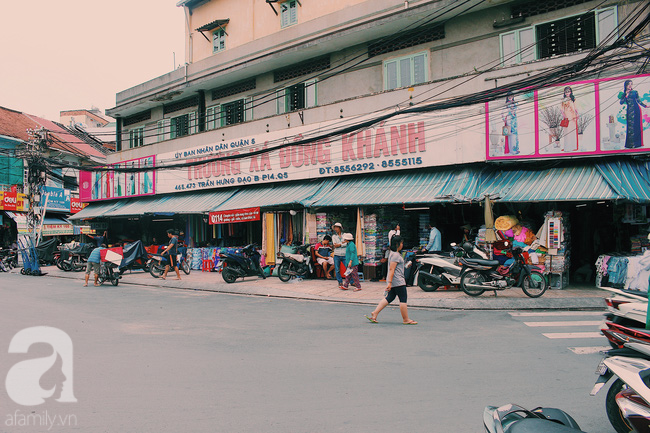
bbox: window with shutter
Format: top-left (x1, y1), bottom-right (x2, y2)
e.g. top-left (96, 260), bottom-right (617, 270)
top-left (129, 127), bottom-right (145, 148)
top-left (383, 52), bottom-right (429, 91)
top-left (221, 100), bottom-right (245, 126)
top-left (170, 114), bottom-right (190, 139)
top-left (206, 105), bottom-right (220, 130)
top-left (213, 29), bottom-right (226, 53)
top-left (281, 0), bottom-right (298, 28)
top-left (499, 7), bottom-right (615, 65)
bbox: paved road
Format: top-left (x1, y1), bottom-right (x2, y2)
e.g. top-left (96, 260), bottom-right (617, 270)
top-left (0, 273), bottom-right (615, 432)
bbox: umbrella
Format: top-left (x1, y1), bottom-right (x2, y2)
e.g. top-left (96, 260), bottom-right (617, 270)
top-left (484, 196), bottom-right (497, 242)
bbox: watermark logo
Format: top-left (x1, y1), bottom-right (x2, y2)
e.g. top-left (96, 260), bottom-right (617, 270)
top-left (5, 326), bottom-right (77, 406)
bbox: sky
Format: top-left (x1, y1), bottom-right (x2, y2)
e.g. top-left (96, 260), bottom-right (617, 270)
top-left (0, 0), bottom-right (185, 121)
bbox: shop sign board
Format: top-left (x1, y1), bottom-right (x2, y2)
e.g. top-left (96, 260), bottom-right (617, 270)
top-left (486, 73), bottom-right (650, 160)
top-left (42, 224), bottom-right (74, 236)
top-left (0, 192), bottom-right (28, 212)
top-left (152, 107), bottom-right (484, 194)
top-left (209, 207), bottom-right (261, 225)
top-left (79, 155), bottom-right (155, 202)
top-left (70, 198), bottom-right (88, 214)
top-left (90, 222), bottom-right (108, 231)
top-left (41, 186), bottom-right (71, 212)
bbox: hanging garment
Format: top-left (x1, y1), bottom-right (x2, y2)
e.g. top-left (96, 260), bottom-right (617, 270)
top-left (607, 257), bottom-right (629, 286)
top-left (627, 252), bottom-right (650, 293)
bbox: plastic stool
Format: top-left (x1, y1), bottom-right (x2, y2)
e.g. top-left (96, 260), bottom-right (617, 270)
top-left (358, 272), bottom-right (364, 282)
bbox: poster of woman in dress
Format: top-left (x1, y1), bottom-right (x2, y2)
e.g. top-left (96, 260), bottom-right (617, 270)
top-left (139, 157), bottom-right (154, 195)
top-left (114, 163), bottom-right (124, 198)
top-left (487, 91), bottom-right (535, 157)
top-left (126, 161), bottom-right (138, 196)
top-left (599, 76), bottom-right (650, 151)
top-left (537, 82), bottom-right (596, 154)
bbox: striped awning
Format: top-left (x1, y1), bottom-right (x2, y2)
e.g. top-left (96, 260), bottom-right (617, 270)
top-left (479, 161), bottom-right (650, 203)
top-left (310, 168), bottom-right (483, 207)
top-left (68, 200), bottom-right (123, 220)
top-left (211, 179), bottom-right (338, 211)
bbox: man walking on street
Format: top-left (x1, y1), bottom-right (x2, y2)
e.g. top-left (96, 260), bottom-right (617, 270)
top-left (425, 222), bottom-right (442, 254)
top-left (161, 229), bottom-right (181, 280)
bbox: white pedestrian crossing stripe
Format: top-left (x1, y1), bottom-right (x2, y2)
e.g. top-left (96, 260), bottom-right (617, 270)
top-left (542, 332), bottom-right (603, 339)
top-left (510, 311), bottom-right (608, 353)
top-left (523, 321), bottom-right (602, 327)
top-left (510, 311), bottom-right (604, 317)
top-left (568, 346), bottom-right (610, 355)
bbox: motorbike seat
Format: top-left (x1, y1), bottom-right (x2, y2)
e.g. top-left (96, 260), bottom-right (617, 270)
top-left (461, 258), bottom-right (500, 267)
top-left (508, 418), bottom-right (586, 432)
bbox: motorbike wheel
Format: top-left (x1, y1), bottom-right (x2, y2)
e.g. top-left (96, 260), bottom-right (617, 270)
top-left (182, 260), bottom-right (191, 275)
top-left (522, 271), bottom-right (548, 298)
top-left (277, 263), bottom-right (291, 282)
top-left (606, 378), bottom-right (634, 433)
top-left (149, 265), bottom-right (164, 278)
top-left (111, 271), bottom-right (119, 286)
top-left (56, 257), bottom-right (65, 270)
top-left (460, 270), bottom-right (486, 297)
top-left (222, 267), bottom-right (238, 284)
top-left (417, 266), bottom-right (441, 292)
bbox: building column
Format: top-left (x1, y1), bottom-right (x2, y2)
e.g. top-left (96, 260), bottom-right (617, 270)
top-left (116, 117), bottom-right (123, 151)
top-left (198, 90), bottom-right (206, 132)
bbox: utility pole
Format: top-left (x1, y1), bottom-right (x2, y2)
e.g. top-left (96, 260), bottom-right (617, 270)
top-left (20, 128), bottom-right (48, 275)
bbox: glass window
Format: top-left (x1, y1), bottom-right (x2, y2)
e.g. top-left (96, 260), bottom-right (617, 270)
top-left (129, 127), bottom-right (144, 148)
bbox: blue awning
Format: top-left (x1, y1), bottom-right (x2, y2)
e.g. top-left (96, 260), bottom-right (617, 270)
top-left (310, 168), bottom-right (483, 207)
top-left (211, 179), bottom-right (338, 211)
top-left (68, 200), bottom-right (123, 220)
top-left (480, 161), bottom-right (650, 203)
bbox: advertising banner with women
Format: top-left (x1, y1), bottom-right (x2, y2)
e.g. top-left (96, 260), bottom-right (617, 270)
top-left (599, 75), bottom-right (650, 151)
top-left (486, 73), bottom-right (650, 160)
top-left (537, 82), bottom-right (597, 155)
top-left (486, 91), bottom-right (535, 157)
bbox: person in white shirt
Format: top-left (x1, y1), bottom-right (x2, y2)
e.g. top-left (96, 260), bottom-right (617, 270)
top-left (331, 222), bottom-right (347, 285)
top-left (425, 223), bottom-right (442, 253)
top-left (388, 222), bottom-right (400, 246)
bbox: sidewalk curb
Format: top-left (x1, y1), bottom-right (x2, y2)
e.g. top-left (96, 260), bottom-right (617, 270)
top-left (42, 270), bottom-right (608, 312)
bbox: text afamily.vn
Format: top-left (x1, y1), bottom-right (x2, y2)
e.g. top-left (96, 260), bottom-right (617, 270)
top-left (5, 410), bottom-right (78, 431)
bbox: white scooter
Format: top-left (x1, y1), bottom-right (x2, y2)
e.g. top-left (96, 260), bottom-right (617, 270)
top-left (592, 342), bottom-right (650, 433)
top-left (415, 242), bottom-right (488, 292)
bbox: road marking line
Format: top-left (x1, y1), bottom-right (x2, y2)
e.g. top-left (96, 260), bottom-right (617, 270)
top-left (568, 346), bottom-right (610, 355)
top-left (510, 311), bottom-right (604, 317)
top-left (524, 321), bottom-right (602, 327)
top-left (543, 332), bottom-right (603, 339)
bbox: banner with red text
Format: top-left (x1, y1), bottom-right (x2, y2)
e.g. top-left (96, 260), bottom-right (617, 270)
top-left (209, 207), bottom-right (261, 225)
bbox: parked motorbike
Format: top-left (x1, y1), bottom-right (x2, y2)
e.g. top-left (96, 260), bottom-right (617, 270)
top-left (57, 243), bottom-right (94, 272)
top-left (601, 320), bottom-right (650, 350)
top-left (592, 342), bottom-right (650, 433)
top-left (0, 248), bottom-right (18, 272)
top-left (483, 403), bottom-right (585, 432)
top-left (459, 245), bottom-right (548, 298)
top-left (148, 251), bottom-right (191, 278)
top-left (219, 244), bottom-right (265, 283)
top-left (96, 262), bottom-right (120, 286)
top-left (603, 294), bottom-right (647, 330)
top-left (415, 242), bottom-right (488, 292)
top-left (35, 238), bottom-right (59, 266)
top-left (118, 240), bottom-right (152, 274)
top-left (276, 243), bottom-right (313, 282)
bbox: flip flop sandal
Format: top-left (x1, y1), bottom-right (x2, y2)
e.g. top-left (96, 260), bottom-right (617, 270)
top-left (365, 315), bottom-right (378, 323)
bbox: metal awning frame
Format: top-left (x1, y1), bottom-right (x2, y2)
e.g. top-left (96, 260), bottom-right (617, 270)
top-left (195, 18), bottom-right (229, 41)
